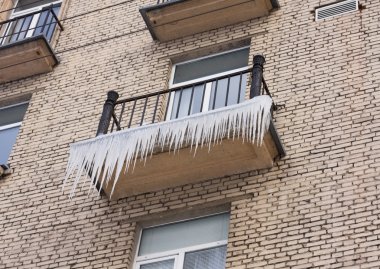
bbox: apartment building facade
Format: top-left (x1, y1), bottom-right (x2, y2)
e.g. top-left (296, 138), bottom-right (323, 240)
top-left (0, 0), bottom-right (379, 268)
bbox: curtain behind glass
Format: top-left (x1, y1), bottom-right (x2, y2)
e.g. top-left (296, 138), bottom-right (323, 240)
top-left (139, 213), bottom-right (230, 256)
top-left (173, 48), bottom-right (249, 84)
top-left (0, 103), bottom-right (29, 126)
top-left (140, 259), bottom-right (174, 269)
top-left (183, 246), bottom-right (227, 269)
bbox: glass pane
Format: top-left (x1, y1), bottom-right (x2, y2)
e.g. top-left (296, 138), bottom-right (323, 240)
top-left (140, 259), bottom-right (174, 269)
top-left (173, 48), bottom-right (249, 84)
top-left (170, 84), bottom-right (205, 119)
top-left (0, 126), bottom-right (21, 164)
top-left (0, 103), bottom-right (29, 126)
top-left (209, 73), bottom-right (247, 110)
top-left (15, 0), bottom-right (58, 12)
top-left (139, 213), bottom-right (230, 256)
top-left (184, 246), bottom-right (227, 269)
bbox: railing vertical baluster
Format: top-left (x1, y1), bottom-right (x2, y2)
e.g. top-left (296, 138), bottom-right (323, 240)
top-left (237, 72), bottom-right (243, 103)
top-left (0, 23), bottom-right (5, 44)
top-left (212, 80), bottom-right (219, 110)
top-left (22, 16), bottom-right (34, 40)
top-left (175, 88), bottom-right (183, 119)
top-left (49, 8), bottom-right (63, 31)
top-left (128, 100), bottom-right (137, 128)
top-left (188, 86), bottom-right (195, 116)
top-left (1, 21), bottom-right (14, 44)
top-left (45, 9), bottom-right (56, 41)
top-left (199, 83), bottom-right (207, 112)
top-left (118, 102), bottom-right (126, 130)
top-left (39, 6), bottom-right (52, 36)
top-left (152, 94), bottom-right (160, 123)
top-left (3, 21), bottom-right (14, 44)
top-left (15, 17), bottom-right (27, 42)
top-left (225, 76), bottom-right (231, 106)
top-left (0, 23), bottom-right (2, 40)
top-left (140, 98), bottom-right (148, 126)
top-left (164, 91), bottom-right (172, 120)
top-left (110, 116), bottom-right (115, 132)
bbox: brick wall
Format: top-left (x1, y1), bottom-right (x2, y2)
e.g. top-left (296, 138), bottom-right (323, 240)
top-left (0, 0), bottom-right (379, 268)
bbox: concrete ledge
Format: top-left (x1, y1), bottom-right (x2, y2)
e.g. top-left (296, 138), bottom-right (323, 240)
top-left (0, 35), bottom-right (59, 83)
top-left (140, 0), bottom-right (279, 42)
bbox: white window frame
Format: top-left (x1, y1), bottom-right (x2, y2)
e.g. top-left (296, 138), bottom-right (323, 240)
top-left (166, 47), bottom-right (250, 120)
top-left (135, 255), bottom-right (179, 269)
top-left (0, 101), bottom-right (29, 128)
top-left (1, 0), bottom-right (62, 44)
top-left (0, 101), bottom-right (29, 164)
top-left (133, 213), bottom-right (229, 269)
top-left (0, 122), bottom-right (22, 132)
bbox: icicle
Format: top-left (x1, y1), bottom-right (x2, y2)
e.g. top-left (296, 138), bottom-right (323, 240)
top-left (62, 95), bottom-right (274, 198)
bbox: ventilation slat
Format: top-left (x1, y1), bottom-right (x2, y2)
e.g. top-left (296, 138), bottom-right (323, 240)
top-left (316, 0), bottom-right (358, 21)
top-left (319, 4), bottom-right (357, 16)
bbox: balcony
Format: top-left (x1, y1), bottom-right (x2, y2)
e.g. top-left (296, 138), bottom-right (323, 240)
top-left (140, 0), bottom-right (279, 42)
top-left (0, 6), bottom-right (63, 83)
top-left (64, 55), bottom-right (285, 200)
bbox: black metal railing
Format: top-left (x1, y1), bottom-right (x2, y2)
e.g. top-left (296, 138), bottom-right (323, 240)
top-left (0, 5), bottom-right (63, 46)
top-left (109, 71), bottom-right (273, 133)
top-left (95, 55), bottom-right (273, 136)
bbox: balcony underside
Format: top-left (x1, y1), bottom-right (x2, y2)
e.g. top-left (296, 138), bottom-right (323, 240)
top-left (0, 35), bottom-right (58, 83)
top-left (140, 0), bottom-right (279, 41)
top-left (103, 127), bottom-right (282, 200)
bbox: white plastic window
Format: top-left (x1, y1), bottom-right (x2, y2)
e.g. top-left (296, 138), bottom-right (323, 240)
top-left (134, 213), bottom-right (230, 269)
top-left (0, 102), bottom-right (29, 164)
top-left (167, 47), bottom-right (249, 120)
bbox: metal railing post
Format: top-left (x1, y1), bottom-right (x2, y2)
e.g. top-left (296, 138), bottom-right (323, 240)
top-left (96, 91), bottom-right (119, 136)
top-left (250, 54), bottom-right (266, 98)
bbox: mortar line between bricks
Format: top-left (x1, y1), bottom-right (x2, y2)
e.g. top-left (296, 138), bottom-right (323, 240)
top-left (55, 28), bottom-right (147, 54)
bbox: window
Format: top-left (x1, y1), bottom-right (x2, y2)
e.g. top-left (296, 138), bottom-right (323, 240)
top-left (167, 47), bottom-right (249, 120)
top-left (0, 0), bottom-right (61, 45)
top-left (135, 213), bottom-right (230, 269)
top-left (0, 102), bottom-right (29, 164)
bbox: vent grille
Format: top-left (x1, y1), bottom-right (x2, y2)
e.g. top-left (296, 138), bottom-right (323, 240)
top-left (316, 0), bottom-right (358, 21)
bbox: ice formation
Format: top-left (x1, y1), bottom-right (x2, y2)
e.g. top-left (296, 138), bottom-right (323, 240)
top-left (63, 95), bottom-right (273, 198)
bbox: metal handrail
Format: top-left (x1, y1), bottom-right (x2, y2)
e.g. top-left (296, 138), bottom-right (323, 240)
top-left (116, 68), bottom-right (253, 104)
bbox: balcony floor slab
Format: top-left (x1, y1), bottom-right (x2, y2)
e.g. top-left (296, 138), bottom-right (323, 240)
top-left (104, 132), bottom-right (279, 200)
top-left (140, 0), bottom-right (279, 41)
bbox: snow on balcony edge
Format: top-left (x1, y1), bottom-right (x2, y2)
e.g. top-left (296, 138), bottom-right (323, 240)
top-left (63, 95), bottom-right (273, 199)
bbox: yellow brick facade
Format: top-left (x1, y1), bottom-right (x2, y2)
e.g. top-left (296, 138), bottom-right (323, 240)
top-left (0, 0), bottom-right (379, 268)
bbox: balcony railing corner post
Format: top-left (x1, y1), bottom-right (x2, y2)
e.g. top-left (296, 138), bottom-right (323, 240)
top-left (96, 91), bottom-right (119, 136)
top-left (250, 54), bottom-right (266, 98)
